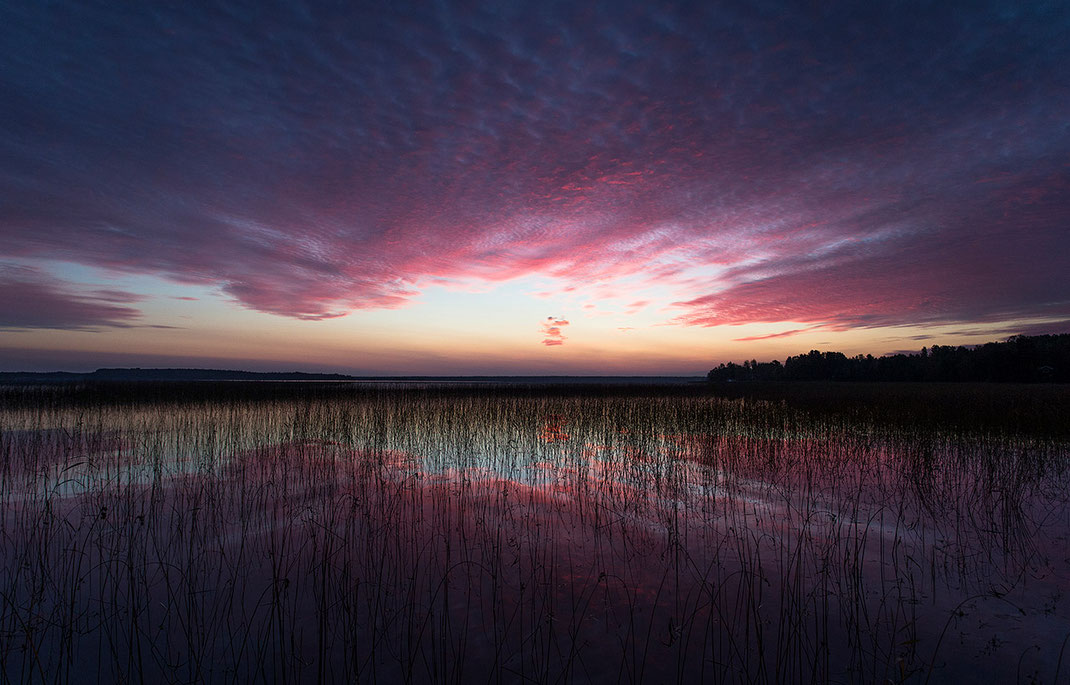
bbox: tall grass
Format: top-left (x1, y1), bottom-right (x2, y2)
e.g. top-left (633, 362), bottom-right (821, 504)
top-left (1, 382), bottom-right (1067, 683)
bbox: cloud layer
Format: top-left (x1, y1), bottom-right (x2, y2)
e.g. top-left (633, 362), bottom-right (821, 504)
top-left (1, 1), bottom-right (1068, 331)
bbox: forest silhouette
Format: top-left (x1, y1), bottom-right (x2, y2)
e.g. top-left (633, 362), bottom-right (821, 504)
top-left (708, 334), bottom-right (1070, 383)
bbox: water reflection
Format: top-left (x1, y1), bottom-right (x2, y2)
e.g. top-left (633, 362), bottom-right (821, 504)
top-left (1, 393), bottom-right (1068, 683)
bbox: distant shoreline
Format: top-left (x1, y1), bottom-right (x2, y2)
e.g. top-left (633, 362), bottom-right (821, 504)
top-left (0, 369), bottom-right (705, 385)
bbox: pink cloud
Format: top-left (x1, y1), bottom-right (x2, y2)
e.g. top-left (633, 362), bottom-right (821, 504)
top-left (732, 326), bottom-right (820, 342)
top-left (2, 26), bottom-right (1066, 333)
top-left (624, 300), bottom-right (650, 314)
top-left (672, 178), bottom-right (1070, 332)
top-left (541, 316), bottom-right (570, 346)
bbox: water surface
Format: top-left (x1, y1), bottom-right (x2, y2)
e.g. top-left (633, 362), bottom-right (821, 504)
top-left (1, 386), bottom-right (1067, 683)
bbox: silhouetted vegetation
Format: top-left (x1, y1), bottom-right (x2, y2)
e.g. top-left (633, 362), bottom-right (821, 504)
top-left (704, 381), bottom-right (1070, 439)
top-left (2, 381), bottom-right (1069, 683)
top-left (708, 333), bottom-right (1070, 383)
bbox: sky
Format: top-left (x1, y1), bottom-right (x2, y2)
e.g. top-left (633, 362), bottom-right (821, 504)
top-left (2, 1), bottom-right (1069, 375)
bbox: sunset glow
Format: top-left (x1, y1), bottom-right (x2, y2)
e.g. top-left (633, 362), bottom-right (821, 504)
top-left (2, 2), bottom-right (1068, 373)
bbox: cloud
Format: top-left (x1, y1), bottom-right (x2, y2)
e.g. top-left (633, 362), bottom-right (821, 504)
top-left (732, 327), bottom-right (820, 342)
top-left (1005, 320), bottom-right (1070, 337)
top-left (541, 317), bottom-right (570, 346)
top-left (0, 1), bottom-right (1067, 329)
top-left (0, 265), bottom-right (143, 330)
top-left (624, 300), bottom-right (650, 315)
top-left (89, 289), bottom-right (147, 304)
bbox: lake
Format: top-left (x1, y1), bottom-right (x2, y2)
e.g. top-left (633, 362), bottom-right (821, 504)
top-left (1, 382), bottom-right (1067, 683)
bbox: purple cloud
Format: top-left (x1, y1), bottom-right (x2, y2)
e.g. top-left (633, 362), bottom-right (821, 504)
top-left (673, 174), bottom-right (1070, 331)
top-left (733, 327), bottom-right (820, 342)
top-left (0, 266), bottom-right (142, 330)
top-left (0, 2), bottom-right (1067, 330)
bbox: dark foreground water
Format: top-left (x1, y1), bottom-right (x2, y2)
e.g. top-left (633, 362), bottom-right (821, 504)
top-left (1, 385), bottom-right (1068, 683)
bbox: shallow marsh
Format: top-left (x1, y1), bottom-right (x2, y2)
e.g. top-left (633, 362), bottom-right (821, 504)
top-left (1, 383), bottom-right (1068, 683)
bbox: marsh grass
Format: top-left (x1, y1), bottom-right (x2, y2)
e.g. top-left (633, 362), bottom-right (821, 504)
top-left (1, 382), bottom-right (1068, 683)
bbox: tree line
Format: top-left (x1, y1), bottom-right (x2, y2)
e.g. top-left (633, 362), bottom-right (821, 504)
top-left (707, 334), bottom-right (1070, 383)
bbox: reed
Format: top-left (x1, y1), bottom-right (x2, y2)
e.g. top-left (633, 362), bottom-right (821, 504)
top-left (1, 382), bottom-right (1067, 683)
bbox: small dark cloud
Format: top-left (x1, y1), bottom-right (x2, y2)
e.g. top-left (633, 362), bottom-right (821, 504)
top-left (90, 289), bottom-right (147, 303)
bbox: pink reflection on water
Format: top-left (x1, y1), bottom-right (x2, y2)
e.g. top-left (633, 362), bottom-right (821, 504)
top-left (539, 413), bottom-right (570, 442)
top-left (4, 433), bottom-right (1069, 683)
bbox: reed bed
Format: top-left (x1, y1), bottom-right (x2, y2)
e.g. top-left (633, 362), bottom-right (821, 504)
top-left (1, 383), bottom-right (1067, 683)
